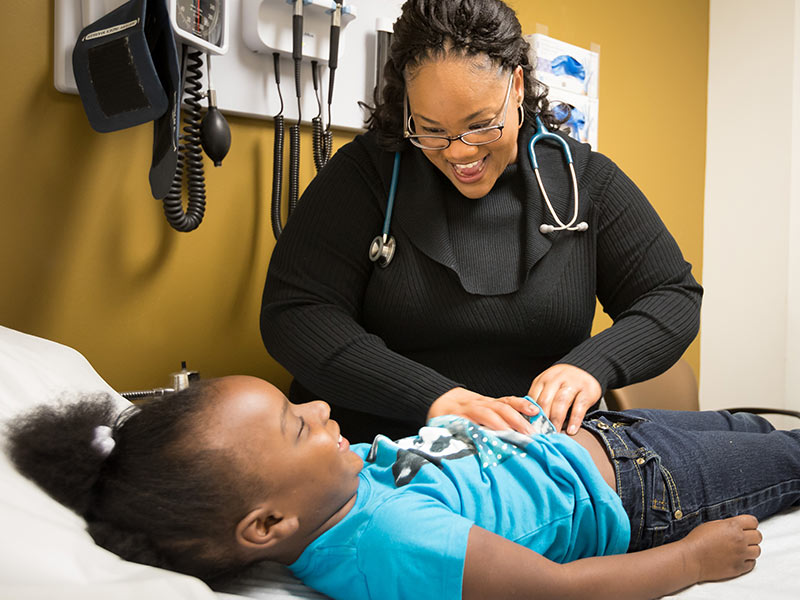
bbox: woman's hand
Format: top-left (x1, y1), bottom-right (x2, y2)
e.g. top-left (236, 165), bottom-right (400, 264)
top-left (528, 364), bottom-right (601, 434)
top-left (683, 515), bottom-right (762, 582)
top-left (427, 388), bottom-right (538, 435)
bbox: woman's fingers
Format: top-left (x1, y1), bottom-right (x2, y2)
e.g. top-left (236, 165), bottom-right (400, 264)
top-left (469, 401), bottom-right (536, 434)
top-left (565, 391), bottom-right (598, 435)
top-left (528, 365), bottom-right (602, 433)
top-left (428, 388), bottom-right (535, 434)
top-left (498, 395), bottom-right (539, 417)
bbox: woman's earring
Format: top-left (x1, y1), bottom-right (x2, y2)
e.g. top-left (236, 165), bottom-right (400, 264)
top-left (517, 104), bottom-right (525, 128)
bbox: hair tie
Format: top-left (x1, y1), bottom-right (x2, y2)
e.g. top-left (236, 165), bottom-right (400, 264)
top-left (91, 425), bottom-right (116, 458)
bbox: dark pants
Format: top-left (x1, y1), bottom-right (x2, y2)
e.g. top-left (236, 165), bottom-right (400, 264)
top-left (582, 409), bottom-right (800, 552)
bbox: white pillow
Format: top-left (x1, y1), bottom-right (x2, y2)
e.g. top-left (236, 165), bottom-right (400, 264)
top-left (0, 325), bottom-right (217, 600)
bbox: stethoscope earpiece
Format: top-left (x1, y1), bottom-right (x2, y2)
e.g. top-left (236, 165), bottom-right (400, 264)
top-left (369, 235), bottom-right (396, 268)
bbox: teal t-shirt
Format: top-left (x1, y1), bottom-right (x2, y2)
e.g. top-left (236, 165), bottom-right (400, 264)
top-left (289, 416), bottom-right (630, 600)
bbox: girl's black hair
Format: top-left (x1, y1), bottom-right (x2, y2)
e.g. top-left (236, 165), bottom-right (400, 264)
top-left (365, 0), bottom-right (561, 150)
top-left (5, 382), bottom-right (257, 582)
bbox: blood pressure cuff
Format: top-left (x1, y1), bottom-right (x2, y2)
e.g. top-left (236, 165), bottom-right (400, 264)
top-left (72, 0), bottom-right (179, 133)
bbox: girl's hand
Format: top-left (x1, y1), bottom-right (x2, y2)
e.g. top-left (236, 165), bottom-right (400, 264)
top-left (684, 515), bottom-right (762, 582)
top-left (427, 387), bottom-right (538, 435)
top-left (528, 364), bottom-right (601, 434)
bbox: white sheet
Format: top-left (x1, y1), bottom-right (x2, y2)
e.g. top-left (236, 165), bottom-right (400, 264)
top-left (666, 506), bottom-right (800, 599)
top-left (0, 326), bottom-right (311, 600)
top-left (0, 324), bottom-right (798, 600)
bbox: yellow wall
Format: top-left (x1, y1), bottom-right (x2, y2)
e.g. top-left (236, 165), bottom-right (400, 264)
top-left (511, 0), bottom-right (708, 377)
top-left (0, 1), bottom-right (707, 392)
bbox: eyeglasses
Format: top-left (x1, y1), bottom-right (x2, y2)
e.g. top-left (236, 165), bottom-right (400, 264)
top-left (403, 72), bottom-right (515, 150)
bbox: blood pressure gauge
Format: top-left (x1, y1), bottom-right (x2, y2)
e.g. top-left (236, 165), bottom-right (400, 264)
top-left (169, 0), bottom-right (229, 55)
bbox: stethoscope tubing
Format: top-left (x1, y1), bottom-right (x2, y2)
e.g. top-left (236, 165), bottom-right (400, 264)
top-left (529, 116), bottom-right (586, 234)
top-left (381, 151), bottom-right (402, 242)
top-left (368, 151), bottom-right (402, 267)
top-left (371, 116), bottom-right (586, 267)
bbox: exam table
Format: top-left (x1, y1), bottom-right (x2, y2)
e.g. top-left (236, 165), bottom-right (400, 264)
top-left (0, 325), bottom-right (797, 600)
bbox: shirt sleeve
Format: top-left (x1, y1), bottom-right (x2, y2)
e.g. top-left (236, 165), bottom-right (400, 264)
top-left (260, 144), bottom-right (459, 422)
top-left (557, 160), bottom-right (703, 390)
top-left (357, 495), bottom-right (472, 600)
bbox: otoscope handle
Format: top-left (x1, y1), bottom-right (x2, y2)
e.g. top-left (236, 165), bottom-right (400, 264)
top-left (329, 1), bottom-right (342, 69)
top-left (329, 22), bottom-right (340, 70)
top-left (292, 0), bottom-right (304, 61)
top-left (273, 52), bottom-right (281, 85)
top-left (292, 14), bottom-right (303, 61)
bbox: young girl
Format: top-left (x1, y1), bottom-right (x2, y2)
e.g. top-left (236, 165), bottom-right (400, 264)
top-left (7, 375), bottom-right (799, 600)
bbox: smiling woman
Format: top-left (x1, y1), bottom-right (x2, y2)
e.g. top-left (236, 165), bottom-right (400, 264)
top-left (405, 63), bottom-right (521, 198)
top-left (260, 0), bottom-right (702, 444)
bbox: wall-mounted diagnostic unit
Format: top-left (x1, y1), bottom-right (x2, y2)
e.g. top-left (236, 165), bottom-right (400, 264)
top-left (65, 0), bottom-right (232, 231)
top-left (54, 1), bottom-right (406, 234)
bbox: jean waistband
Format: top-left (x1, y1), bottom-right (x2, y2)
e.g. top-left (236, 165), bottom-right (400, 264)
top-left (580, 411), bottom-right (669, 551)
top-left (581, 411), bottom-right (650, 461)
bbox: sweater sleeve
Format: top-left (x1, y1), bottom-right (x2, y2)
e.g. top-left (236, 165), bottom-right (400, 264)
top-left (260, 145), bottom-right (459, 422)
top-left (557, 161), bottom-right (703, 391)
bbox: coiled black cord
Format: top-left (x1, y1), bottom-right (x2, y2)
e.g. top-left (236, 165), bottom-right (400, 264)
top-left (271, 53), bottom-right (285, 240)
top-left (288, 57), bottom-right (302, 216)
top-left (288, 118), bottom-right (301, 216)
top-left (311, 61), bottom-right (332, 172)
top-left (162, 48), bottom-right (206, 232)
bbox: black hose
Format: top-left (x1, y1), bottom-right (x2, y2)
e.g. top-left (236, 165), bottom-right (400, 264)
top-left (271, 114), bottom-right (286, 239)
top-left (322, 2), bottom-right (341, 166)
top-left (312, 117), bottom-right (332, 171)
top-left (311, 61), bottom-right (332, 172)
top-left (288, 0), bottom-right (303, 217)
top-left (288, 119), bottom-right (301, 216)
top-left (162, 48), bottom-right (206, 232)
top-left (271, 53), bottom-right (285, 240)
top-left (289, 55), bottom-right (302, 216)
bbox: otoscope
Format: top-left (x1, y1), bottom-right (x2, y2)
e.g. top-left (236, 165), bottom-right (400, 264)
top-left (288, 0), bottom-right (304, 216)
top-left (271, 52), bottom-right (286, 240)
top-left (312, 0), bottom-right (342, 172)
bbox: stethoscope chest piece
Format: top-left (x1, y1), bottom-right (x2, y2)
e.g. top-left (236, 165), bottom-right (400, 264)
top-left (369, 151), bottom-right (402, 268)
top-left (369, 235), bottom-right (396, 268)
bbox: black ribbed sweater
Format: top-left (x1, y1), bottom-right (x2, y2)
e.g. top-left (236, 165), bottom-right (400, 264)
top-left (261, 124), bottom-right (702, 441)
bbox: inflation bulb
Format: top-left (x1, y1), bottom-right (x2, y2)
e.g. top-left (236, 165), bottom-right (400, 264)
top-left (200, 55), bottom-right (231, 167)
top-left (201, 91), bottom-right (231, 166)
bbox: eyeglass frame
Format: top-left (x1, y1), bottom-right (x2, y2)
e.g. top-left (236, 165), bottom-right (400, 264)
top-left (403, 71), bottom-right (516, 150)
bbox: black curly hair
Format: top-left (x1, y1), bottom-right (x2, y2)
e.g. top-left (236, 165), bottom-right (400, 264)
top-left (5, 382), bottom-right (261, 582)
top-left (365, 0), bottom-right (560, 150)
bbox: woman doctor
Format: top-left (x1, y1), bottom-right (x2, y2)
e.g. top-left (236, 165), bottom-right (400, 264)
top-left (260, 0), bottom-right (702, 442)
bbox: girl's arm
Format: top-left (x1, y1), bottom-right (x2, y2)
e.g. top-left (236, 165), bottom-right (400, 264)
top-left (463, 515), bottom-right (761, 600)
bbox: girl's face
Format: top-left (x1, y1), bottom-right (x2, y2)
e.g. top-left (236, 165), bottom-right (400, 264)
top-left (405, 58), bottom-right (525, 199)
top-left (206, 376), bottom-right (363, 540)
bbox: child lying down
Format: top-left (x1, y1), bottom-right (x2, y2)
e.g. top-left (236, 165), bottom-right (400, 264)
top-left (7, 375), bottom-right (800, 600)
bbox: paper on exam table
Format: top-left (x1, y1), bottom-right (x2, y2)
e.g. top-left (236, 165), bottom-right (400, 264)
top-left (664, 506), bottom-right (800, 600)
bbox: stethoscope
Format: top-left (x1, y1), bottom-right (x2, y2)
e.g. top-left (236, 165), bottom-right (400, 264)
top-left (368, 116), bottom-right (586, 268)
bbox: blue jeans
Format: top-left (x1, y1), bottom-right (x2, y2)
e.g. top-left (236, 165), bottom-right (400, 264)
top-left (581, 409), bottom-right (800, 552)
